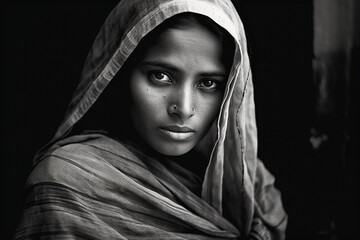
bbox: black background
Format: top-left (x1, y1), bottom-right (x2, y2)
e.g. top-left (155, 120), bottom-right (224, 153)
top-left (2, 1), bottom-right (359, 240)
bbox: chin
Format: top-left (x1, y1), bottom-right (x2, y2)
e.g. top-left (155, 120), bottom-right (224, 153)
top-left (155, 143), bottom-right (193, 157)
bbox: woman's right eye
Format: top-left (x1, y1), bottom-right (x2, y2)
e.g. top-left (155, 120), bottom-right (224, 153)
top-left (148, 71), bottom-right (172, 84)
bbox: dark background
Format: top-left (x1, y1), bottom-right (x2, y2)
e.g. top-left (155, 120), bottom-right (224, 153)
top-left (2, 1), bottom-right (359, 240)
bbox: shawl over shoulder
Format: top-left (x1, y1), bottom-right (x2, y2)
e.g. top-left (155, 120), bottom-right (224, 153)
top-left (15, 1), bottom-right (287, 239)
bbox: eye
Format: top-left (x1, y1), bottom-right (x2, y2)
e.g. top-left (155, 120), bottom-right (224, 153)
top-left (148, 71), bottom-right (172, 84)
top-left (198, 79), bottom-right (219, 90)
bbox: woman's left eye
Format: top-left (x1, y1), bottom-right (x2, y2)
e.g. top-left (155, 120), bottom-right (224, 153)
top-left (148, 71), bottom-right (171, 83)
top-left (198, 80), bottom-right (218, 90)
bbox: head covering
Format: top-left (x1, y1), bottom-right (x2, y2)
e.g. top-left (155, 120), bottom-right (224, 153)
top-left (16, 1), bottom-right (287, 239)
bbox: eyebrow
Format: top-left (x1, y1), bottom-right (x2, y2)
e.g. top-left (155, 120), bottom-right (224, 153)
top-left (141, 61), bottom-right (226, 78)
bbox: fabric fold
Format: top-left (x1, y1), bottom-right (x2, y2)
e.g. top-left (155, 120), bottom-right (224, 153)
top-left (15, 1), bottom-right (287, 239)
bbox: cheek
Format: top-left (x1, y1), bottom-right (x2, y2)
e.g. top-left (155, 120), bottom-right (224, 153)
top-left (197, 95), bottom-right (223, 128)
top-left (129, 72), bottom-right (163, 121)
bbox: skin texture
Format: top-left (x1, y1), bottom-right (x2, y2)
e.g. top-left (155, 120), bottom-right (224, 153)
top-left (129, 22), bottom-right (227, 156)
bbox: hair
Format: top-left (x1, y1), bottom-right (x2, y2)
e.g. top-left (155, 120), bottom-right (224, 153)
top-left (73, 12), bottom-right (235, 139)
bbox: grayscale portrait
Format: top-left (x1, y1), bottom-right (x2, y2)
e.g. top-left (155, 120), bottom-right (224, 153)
top-left (3, 1), bottom-right (359, 239)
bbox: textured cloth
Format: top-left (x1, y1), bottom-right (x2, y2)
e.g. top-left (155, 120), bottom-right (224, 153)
top-left (17, 133), bottom-right (241, 239)
top-left (15, 0), bottom-right (287, 239)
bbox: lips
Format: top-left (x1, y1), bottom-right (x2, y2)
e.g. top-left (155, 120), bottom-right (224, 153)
top-left (159, 125), bottom-right (195, 141)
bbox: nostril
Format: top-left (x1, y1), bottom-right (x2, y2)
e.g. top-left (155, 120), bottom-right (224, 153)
top-left (168, 86), bottom-right (195, 118)
top-left (167, 102), bottom-right (195, 119)
top-left (168, 104), bottom-right (178, 116)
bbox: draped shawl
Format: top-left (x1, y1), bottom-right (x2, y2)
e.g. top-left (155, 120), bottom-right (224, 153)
top-left (15, 0), bottom-right (287, 239)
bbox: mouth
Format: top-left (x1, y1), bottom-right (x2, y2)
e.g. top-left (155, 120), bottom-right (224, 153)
top-left (159, 126), bottom-right (195, 141)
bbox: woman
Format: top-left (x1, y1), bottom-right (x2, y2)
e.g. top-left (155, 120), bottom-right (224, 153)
top-left (15, 0), bottom-right (287, 239)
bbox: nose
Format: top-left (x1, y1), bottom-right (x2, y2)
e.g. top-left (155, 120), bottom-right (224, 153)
top-left (167, 84), bottom-right (195, 119)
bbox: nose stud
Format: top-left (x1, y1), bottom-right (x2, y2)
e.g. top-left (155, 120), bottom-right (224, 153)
top-left (171, 104), bottom-right (193, 112)
top-left (168, 103), bottom-right (195, 118)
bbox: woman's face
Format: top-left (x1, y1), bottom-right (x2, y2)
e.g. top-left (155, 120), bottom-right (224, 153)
top-left (129, 22), bottom-right (228, 156)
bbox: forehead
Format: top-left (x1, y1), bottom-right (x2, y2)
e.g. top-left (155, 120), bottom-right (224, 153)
top-left (141, 23), bottom-right (225, 73)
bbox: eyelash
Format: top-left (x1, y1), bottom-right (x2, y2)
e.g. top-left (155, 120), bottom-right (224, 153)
top-left (147, 70), bottom-right (222, 91)
top-left (198, 80), bottom-right (219, 90)
top-left (148, 71), bottom-right (172, 84)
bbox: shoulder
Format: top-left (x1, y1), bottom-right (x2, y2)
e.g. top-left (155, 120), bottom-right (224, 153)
top-left (26, 134), bottom-right (141, 190)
